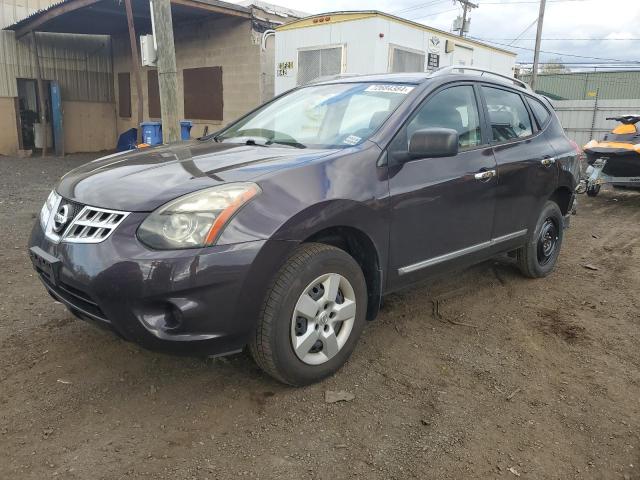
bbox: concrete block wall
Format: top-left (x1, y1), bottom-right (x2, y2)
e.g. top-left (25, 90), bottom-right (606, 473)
top-left (62, 101), bottom-right (117, 153)
top-left (113, 14), bottom-right (266, 139)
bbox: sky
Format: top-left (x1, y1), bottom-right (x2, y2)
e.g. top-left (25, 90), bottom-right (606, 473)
top-left (235, 0), bottom-right (640, 69)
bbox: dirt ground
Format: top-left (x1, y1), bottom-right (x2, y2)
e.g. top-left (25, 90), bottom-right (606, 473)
top-left (0, 154), bottom-right (638, 480)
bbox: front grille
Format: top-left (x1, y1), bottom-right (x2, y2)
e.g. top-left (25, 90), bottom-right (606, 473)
top-left (62, 206), bottom-right (129, 243)
top-left (44, 196), bottom-right (130, 245)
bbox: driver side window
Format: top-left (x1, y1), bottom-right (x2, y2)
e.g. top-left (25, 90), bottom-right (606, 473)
top-left (398, 85), bottom-right (482, 153)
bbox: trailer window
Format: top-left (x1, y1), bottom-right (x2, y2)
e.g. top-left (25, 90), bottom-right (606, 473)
top-left (298, 47), bottom-right (343, 85)
top-left (390, 47), bottom-right (425, 73)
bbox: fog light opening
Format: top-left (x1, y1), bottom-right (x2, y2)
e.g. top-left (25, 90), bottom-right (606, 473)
top-left (164, 304), bottom-right (184, 332)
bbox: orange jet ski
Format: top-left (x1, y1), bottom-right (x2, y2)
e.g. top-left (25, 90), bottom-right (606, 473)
top-left (583, 115), bottom-right (640, 196)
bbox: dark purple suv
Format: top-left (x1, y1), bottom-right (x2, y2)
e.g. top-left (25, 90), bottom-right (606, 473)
top-left (29, 69), bottom-right (579, 385)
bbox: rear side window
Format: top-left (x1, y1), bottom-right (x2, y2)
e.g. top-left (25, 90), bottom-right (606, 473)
top-left (527, 96), bottom-right (551, 128)
top-left (482, 87), bottom-right (533, 142)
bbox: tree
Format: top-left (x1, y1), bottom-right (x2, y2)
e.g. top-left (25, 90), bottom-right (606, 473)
top-left (541, 58), bottom-right (571, 74)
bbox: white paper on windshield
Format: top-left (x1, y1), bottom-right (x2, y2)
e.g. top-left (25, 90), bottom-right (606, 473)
top-left (343, 135), bottom-right (361, 145)
top-left (365, 85), bottom-right (415, 94)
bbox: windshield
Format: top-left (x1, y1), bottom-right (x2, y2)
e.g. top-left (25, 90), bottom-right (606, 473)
top-left (217, 83), bottom-right (416, 149)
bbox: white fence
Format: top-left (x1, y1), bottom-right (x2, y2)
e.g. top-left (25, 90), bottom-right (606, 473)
top-left (550, 99), bottom-right (640, 148)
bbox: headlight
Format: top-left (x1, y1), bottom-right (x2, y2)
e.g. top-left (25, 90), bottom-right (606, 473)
top-left (137, 183), bottom-right (261, 250)
top-left (40, 190), bottom-right (61, 230)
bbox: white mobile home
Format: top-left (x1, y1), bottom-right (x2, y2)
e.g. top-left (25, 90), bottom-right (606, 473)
top-left (274, 11), bottom-right (517, 94)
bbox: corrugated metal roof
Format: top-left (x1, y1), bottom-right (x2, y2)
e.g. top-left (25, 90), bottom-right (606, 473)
top-left (1, 0), bottom-right (61, 29)
top-left (239, 1), bottom-right (308, 19)
top-left (3, 0), bottom-right (65, 31)
top-left (3, 0), bottom-right (251, 36)
top-left (0, 30), bottom-right (113, 101)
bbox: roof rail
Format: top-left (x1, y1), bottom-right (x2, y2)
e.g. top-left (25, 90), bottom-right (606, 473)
top-left (430, 66), bottom-right (530, 90)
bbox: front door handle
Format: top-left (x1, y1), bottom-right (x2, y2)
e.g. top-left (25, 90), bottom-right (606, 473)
top-left (541, 157), bottom-right (556, 167)
top-left (474, 169), bottom-right (496, 181)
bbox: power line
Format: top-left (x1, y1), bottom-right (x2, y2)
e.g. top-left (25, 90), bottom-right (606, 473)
top-left (410, 7), bottom-right (462, 20)
top-left (486, 37), bottom-right (640, 42)
top-left (479, 0), bottom-right (591, 3)
top-left (478, 38), bottom-right (640, 41)
top-left (508, 17), bottom-right (538, 45)
top-left (392, 0), bottom-right (449, 14)
top-left (469, 36), bottom-right (640, 63)
top-left (518, 62), bottom-right (640, 65)
top-left (393, 0), bottom-right (588, 15)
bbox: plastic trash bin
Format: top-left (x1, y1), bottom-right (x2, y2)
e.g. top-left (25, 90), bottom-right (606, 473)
top-left (116, 128), bottom-right (137, 152)
top-left (140, 121), bottom-right (162, 146)
top-left (180, 120), bottom-right (193, 140)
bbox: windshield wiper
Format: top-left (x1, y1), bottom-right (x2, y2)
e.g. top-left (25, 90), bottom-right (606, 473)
top-left (222, 136), bottom-right (272, 147)
top-left (266, 139), bottom-right (307, 149)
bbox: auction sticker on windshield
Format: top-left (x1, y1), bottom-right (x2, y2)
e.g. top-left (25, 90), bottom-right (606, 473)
top-left (365, 85), bottom-right (415, 94)
top-left (343, 135), bottom-right (361, 145)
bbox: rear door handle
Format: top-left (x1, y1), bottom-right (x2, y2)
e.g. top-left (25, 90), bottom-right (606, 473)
top-left (541, 157), bottom-right (556, 167)
top-left (474, 169), bottom-right (496, 181)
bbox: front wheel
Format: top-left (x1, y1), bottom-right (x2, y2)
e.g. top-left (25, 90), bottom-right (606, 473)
top-left (249, 243), bottom-right (367, 386)
top-left (517, 201), bottom-right (564, 278)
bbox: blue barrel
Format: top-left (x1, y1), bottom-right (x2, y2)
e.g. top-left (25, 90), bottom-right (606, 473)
top-left (180, 120), bottom-right (193, 140)
top-left (140, 121), bottom-right (162, 146)
top-left (116, 128), bottom-right (137, 152)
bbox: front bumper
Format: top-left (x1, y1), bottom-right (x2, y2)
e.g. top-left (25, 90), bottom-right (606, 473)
top-left (28, 214), bottom-right (293, 356)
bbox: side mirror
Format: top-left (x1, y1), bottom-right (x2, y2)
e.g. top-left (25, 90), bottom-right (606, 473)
top-left (408, 128), bottom-right (459, 159)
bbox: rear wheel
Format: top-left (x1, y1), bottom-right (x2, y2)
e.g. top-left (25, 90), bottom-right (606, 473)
top-left (517, 201), bottom-right (564, 278)
top-left (249, 243), bottom-right (367, 386)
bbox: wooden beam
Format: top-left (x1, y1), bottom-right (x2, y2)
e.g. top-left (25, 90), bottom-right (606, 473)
top-left (14, 97), bottom-right (24, 151)
top-left (31, 31), bottom-right (48, 157)
top-left (15, 0), bottom-right (102, 38)
top-left (124, 0), bottom-right (144, 144)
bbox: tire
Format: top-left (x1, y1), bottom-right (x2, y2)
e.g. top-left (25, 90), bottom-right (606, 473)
top-left (249, 243), bottom-right (368, 386)
top-left (586, 184), bottom-right (601, 197)
top-left (517, 201), bottom-right (564, 279)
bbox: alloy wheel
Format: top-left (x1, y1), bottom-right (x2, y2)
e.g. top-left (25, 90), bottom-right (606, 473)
top-left (290, 273), bottom-right (357, 366)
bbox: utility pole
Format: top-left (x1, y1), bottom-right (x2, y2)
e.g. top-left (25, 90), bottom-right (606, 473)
top-left (531, 0), bottom-right (547, 90)
top-left (150, 0), bottom-right (181, 143)
top-left (456, 0), bottom-right (477, 37)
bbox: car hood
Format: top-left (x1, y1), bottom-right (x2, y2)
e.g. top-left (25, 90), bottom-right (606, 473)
top-left (56, 141), bottom-right (334, 211)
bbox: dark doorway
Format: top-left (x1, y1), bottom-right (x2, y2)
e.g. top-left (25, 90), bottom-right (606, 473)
top-left (17, 78), bottom-right (53, 152)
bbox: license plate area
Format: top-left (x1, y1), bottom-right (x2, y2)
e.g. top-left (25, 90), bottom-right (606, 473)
top-left (29, 246), bottom-right (61, 285)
